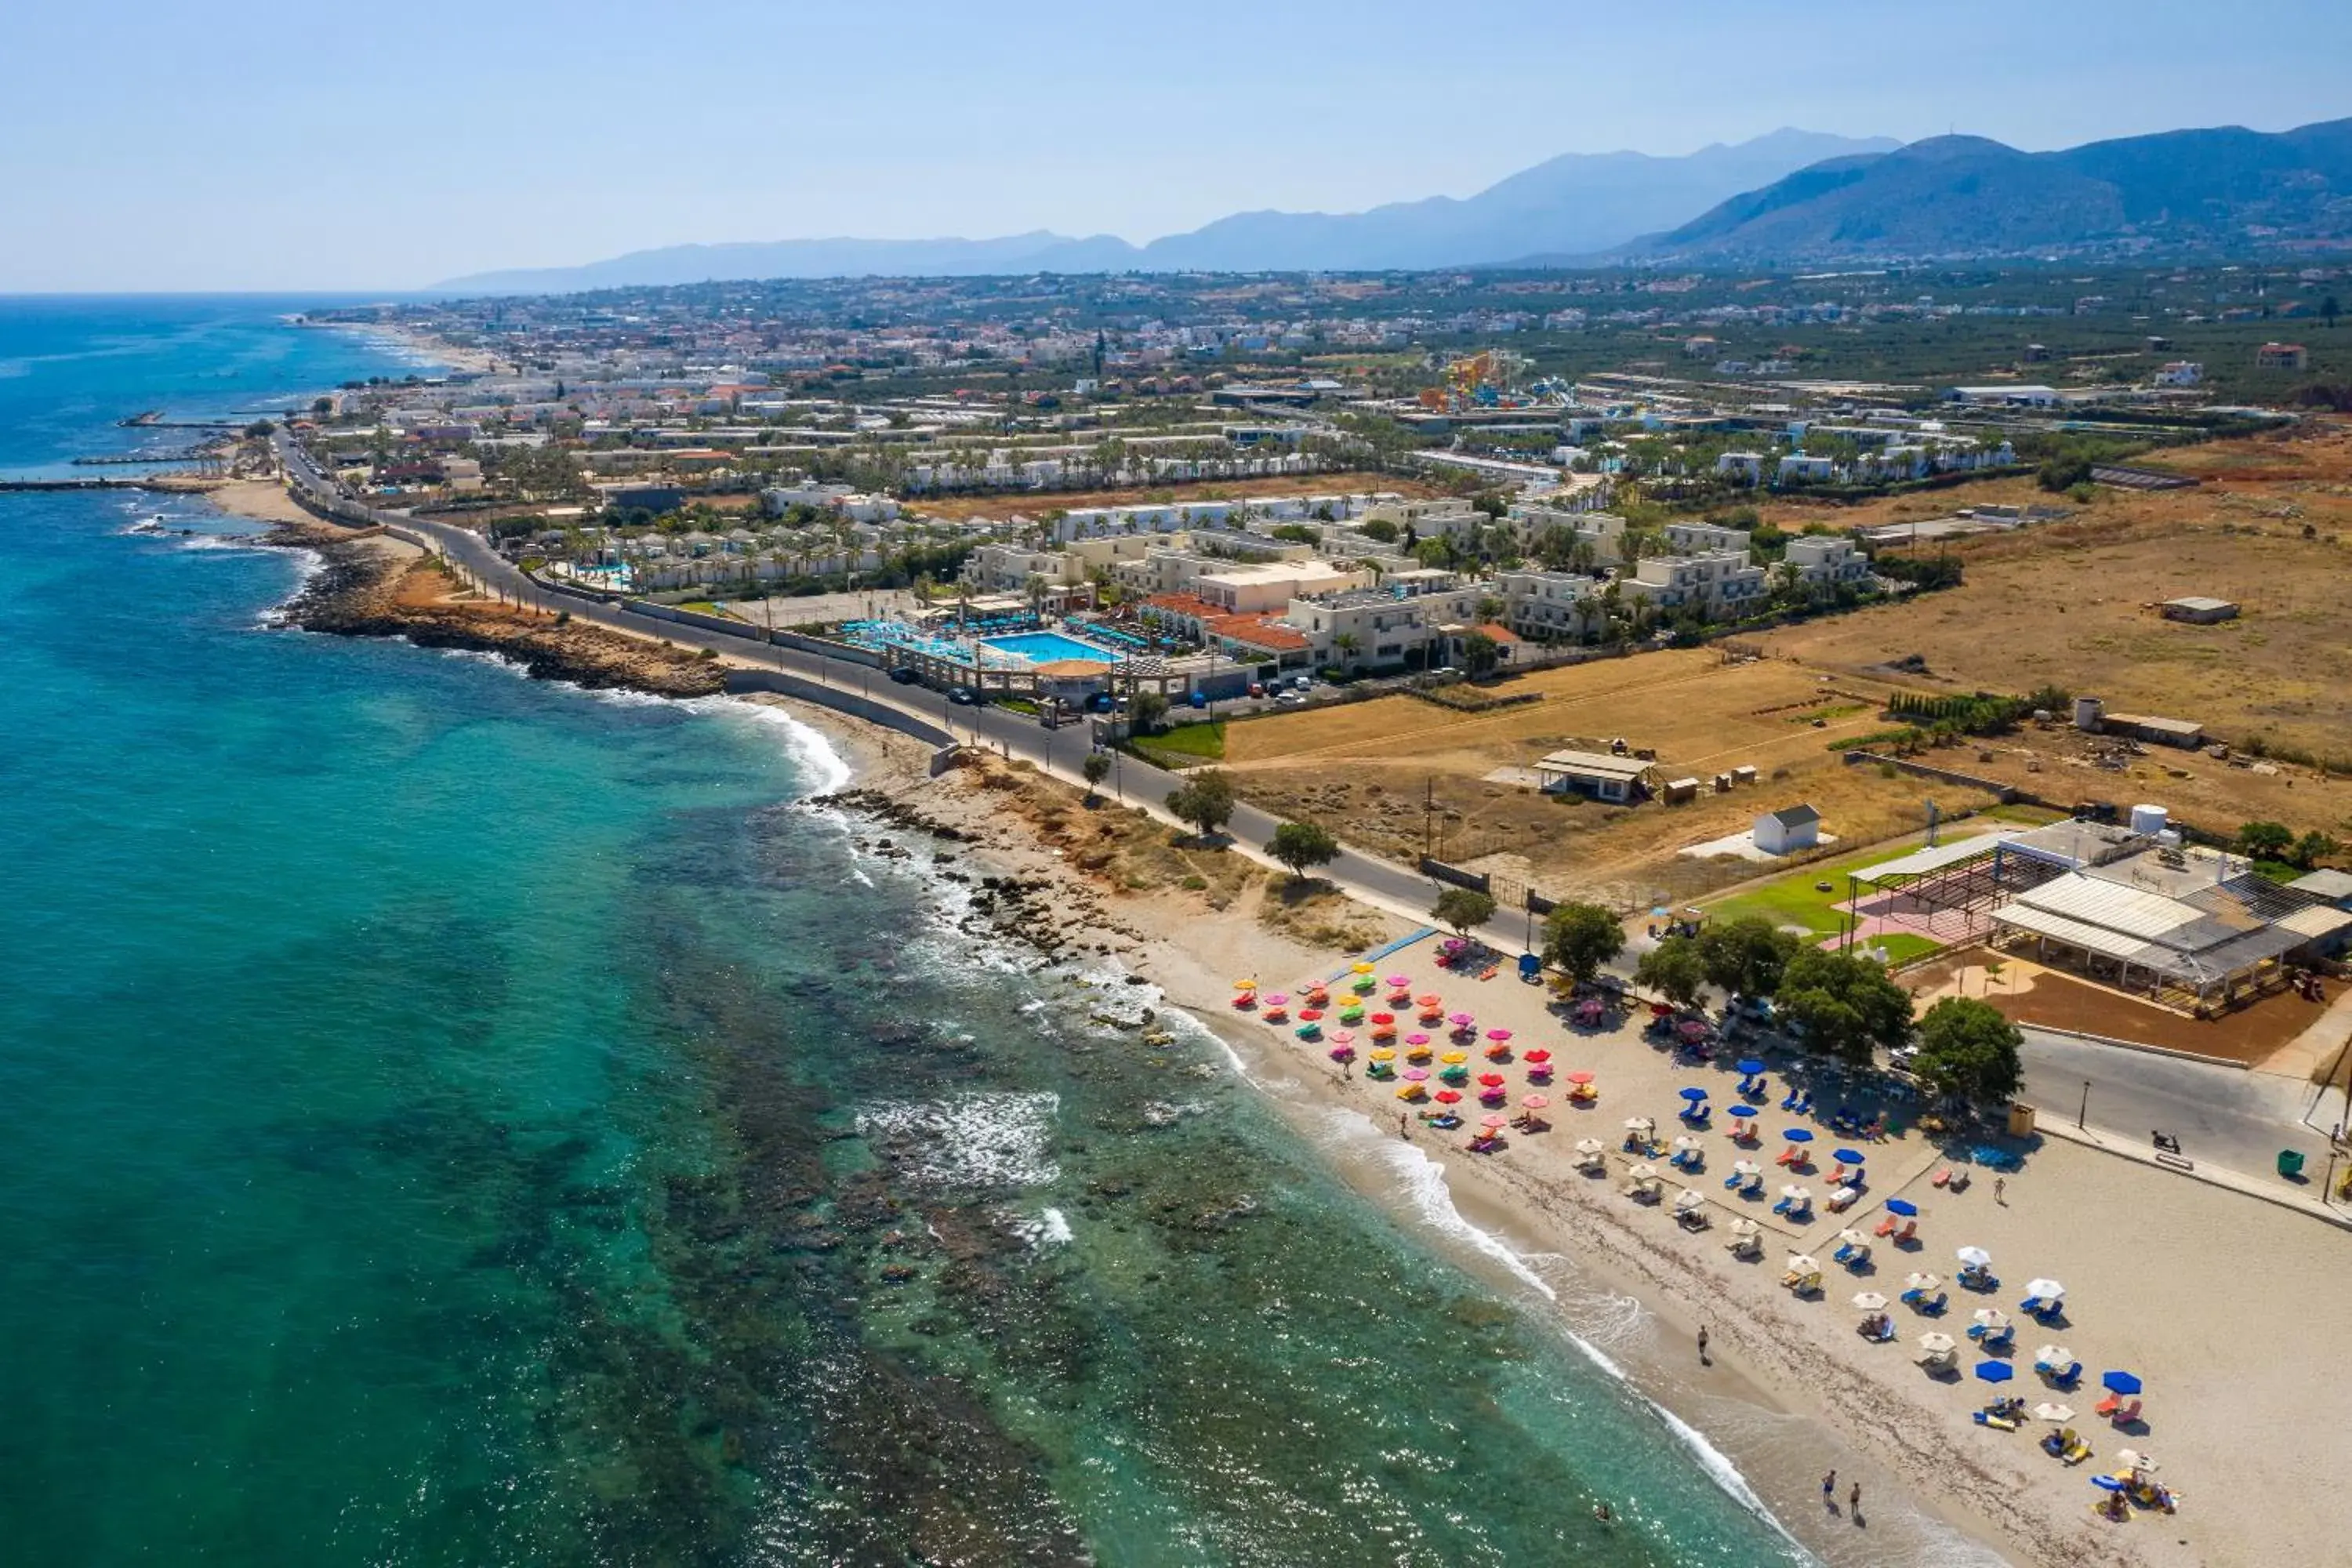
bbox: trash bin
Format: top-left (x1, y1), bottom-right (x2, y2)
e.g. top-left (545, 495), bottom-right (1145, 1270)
top-left (2278, 1149), bottom-right (2307, 1180)
top-left (2006, 1102), bottom-right (2036, 1138)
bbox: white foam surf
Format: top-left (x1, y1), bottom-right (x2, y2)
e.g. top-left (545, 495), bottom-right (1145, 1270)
top-left (855, 1091), bottom-right (1060, 1191)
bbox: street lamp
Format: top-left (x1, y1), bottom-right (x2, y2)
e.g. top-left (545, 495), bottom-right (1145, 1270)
top-left (2077, 1079), bottom-right (2091, 1131)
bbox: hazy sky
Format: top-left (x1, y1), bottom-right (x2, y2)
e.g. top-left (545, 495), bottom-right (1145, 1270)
top-left (7, 0), bottom-right (2350, 291)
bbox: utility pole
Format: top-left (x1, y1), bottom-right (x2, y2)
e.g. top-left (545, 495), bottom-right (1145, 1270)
top-left (2077, 1079), bottom-right (2091, 1131)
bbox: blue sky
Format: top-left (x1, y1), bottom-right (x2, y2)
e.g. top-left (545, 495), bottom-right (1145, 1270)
top-left (6, 0), bottom-right (2351, 291)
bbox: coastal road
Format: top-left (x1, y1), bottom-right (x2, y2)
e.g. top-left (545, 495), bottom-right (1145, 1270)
top-left (270, 438), bottom-right (2352, 1195)
top-left (2017, 1025), bottom-right (2346, 1186)
top-left (270, 431), bottom-right (1483, 946)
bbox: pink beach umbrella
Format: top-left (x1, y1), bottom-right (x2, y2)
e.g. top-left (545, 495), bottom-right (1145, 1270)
top-left (1264, 993), bottom-right (1288, 1006)
top-left (1329, 1029), bottom-right (1356, 1045)
top-left (1402, 1066), bottom-right (1431, 1082)
top-left (1486, 1028), bottom-right (1512, 1044)
top-left (1405, 1032), bottom-right (1432, 1047)
top-left (1523, 1093), bottom-right (1551, 1109)
top-left (1449, 1012), bottom-right (1475, 1028)
top-left (1480, 1113), bottom-right (1509, 1130)
top-left (1386, 975), bottom-right (1412, 989)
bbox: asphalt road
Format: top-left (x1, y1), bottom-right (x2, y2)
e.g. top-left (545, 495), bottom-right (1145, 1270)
top-left (272, 438), bottom-right (2350, 1189)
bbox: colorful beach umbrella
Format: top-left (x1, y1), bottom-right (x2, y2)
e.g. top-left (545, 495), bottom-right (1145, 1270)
top-left (1369, 1012), bottom-right (1395, 1025)
top-left (1232, 978), bottom-right (1257, 991)
top-left (1974, 1361), bottom-right (2015, 1384)
top-left (1263, 993), bottom-right (1287, 1006)
top-left (1480, 1114), bottom-right (1508, 1130)
top-left (1884, 1197), bottom-right (1918, 1216)
top-left (1416, 994), bottom-right (1442, 1007)
top-left (1298, 1008), bottom-right (1324, 1021)
top-left (1477, 1073), bottom-right (1505, 1087)
top-left (1434, 1088), bottom-right (1462, 1105)
top-left (2100, 1370), bottom-right (2142, 1396)
top-left (1523, 1093), bottom-right (1550, 1109)
top-left (1385, 975), bottom-right (1411, 988)
top-left (2090, 1475), bottom-right (2125, 1494)
top-left (1439, 1050), bottom-right (1468, 1065)
top-left (1406, 1032), bottom-right (1432, 1047)
top-left (1448, 1011), bottom-right (1475, 1027)
top-left (1486, 1028), bottom-right (1512, 1044)
top-left (1523, 1048), bottom-right (1552, 1065)
top-left (1566, 1070), bottom-right (1596, 1085)
top-left (1329, 1029), bottom-right (1356, 1045)
top-left (1402, 1067), bottom-right (1430, 1082)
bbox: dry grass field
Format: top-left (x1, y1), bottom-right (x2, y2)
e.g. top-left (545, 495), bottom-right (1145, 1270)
top-left (1759, 420), bottom-right (2352, 771)
top-left (1217, 651), bottom-right (1998, 906)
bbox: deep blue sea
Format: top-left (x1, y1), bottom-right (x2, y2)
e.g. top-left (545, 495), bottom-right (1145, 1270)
top-left (0, 298), bottom-right (1982, 1566)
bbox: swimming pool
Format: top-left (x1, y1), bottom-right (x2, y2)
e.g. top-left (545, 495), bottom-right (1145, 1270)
top-left (979, 631), bottom-right (1124, 665)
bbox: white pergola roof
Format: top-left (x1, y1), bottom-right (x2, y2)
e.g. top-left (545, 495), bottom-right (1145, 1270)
top-left (1853, 833), bottom-right (2016, 886)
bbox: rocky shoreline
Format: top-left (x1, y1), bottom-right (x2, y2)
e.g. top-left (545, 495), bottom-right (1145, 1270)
top-left (267, 523), bottom-right (728, 697)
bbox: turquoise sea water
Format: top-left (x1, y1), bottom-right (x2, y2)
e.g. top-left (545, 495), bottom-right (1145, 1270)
top-left (0, 299), bottom-right (1828, 1566)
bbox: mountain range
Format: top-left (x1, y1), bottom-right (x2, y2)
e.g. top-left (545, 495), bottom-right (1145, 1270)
top-left (434, 118), bottom-right (2352, 293)
top-left (431, 129), bottom-right (1892, 292)
top-left (1624, 117), bottom-right (2352, 262)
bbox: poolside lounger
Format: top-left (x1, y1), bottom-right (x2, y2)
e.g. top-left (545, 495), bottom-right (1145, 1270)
top-left (1875, 1214), bottom-right (1900, 1237)
top-left (1780, 1090), bottom-right (1799, 1110)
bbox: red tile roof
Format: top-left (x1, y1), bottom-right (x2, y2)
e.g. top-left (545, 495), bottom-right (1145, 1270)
top-left (1142, 593), bottom-right (1221, 618)
top-left (1207, 614), bottom-right (1310, 652)
top-left (1476, 622), bottom-right (1524, 644)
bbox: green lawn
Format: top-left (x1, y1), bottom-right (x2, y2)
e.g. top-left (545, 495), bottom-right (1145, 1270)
top-left (1703, 840), bottom-right (1943, 942)
top-left (1135, 720), bottom-right (1225, 766)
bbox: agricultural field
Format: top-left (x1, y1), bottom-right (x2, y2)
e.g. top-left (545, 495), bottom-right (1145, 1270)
top-left (1214, 650), bottom-right (2000, 908)
top-left (1756, 418), bottom-right (2352, 790)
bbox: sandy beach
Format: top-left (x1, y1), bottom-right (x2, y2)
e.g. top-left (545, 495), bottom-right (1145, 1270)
top-left (777, 731), bottom-right (2350, 1568)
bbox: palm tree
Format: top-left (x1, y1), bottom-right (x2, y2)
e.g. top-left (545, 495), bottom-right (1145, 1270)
top-left (1333, 632), bottom-right (1362, 673)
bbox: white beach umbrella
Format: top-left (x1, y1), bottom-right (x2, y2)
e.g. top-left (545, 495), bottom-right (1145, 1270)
top-left (1780, 1185), bottom-right (1812, 1203)
top-left (1624, 1116), bottom-right (1654, 1133)
top-left (1674, 1187), bottom-right (1707, 1212)
top-left (2118, 1449), bottom-right (2158, 1474)
top-left (1732, 1159), bottom-right (1762, 1175)
top-left (2032, 1402), bottom-right (2074, 1424)
top-left (1904, 1272), bottom-right (1941, 1291)
top-left (1851, 1291), bottom-right (1889, 1312)
top-left (1575, 1137), bottom-right (1607, 1156)
top-left (1628, 1163), bottom-right (1660, 1181)
top-left (1916, 1331), bottom-right (1957, 1356)
top-left (1956, 1246), bottom-right (1992, 1269)
top-left (1972, 1308), bottom-right (2011, 1331)
top-left (2035, 1344), bottom-right (2074, 1367)
top-left (1729, 1217), bottom-right (1762, 1238)
top-left (2024, 1277), bottom-right (2066, 1300)
top-left (1835, 1228), bottom-right (1869, 1250)
top-left (1671, 1134), bottom-right (1702, 1153)
top-left (1786, 1254), bottom-right (1820, 1275)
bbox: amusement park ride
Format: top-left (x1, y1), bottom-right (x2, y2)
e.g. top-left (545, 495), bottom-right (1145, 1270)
top-left (1415, 349), bottom-right (1567, 413)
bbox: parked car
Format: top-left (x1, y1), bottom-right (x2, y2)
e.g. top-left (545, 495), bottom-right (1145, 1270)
top-left (889, 666), bottom-right (921, 684)
top-left (1247, 682), bottom-right (1266, 698)
top-left (1276, 690), bottom-right (1307, 706)
top-left (948, 687), bottom-right (975, 706)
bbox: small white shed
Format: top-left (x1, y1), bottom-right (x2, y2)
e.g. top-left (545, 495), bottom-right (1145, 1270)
top-left (1754, 804), bottom-right (1821, 856)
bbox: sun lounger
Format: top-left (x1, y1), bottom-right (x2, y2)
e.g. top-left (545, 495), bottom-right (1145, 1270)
top-left (1776, 1146), bottom-right (1802, 1167)
top-left (1772, 1196), bottom-right (1794, 1215)
top-left (2094, 1392), bottom-right (2120, 1417)
top-left (1826, 1163), bottom-right (1848, 1184)
top-left (2062, 1436), bottom-right (2094, 1465)
top-left (1900, 1285), bottom-right (1929, 1305)
top-left (1930, 1167), bottom-right (1951, 1187)
top-left (1875, 1214), bottom-right (1900, 1237)
top-left (1864, 1319), bottom-right (1896, 1342)
top-left (1917, 1292), bottom-right (1947, 1316)
top-left (1833, 1242), bottom-right (1859, 1264)
top-left (1982, 1326), bottom-right (2014, 1352)
top-left (2109, 1398), bottom-right (2140, 1425)
top-left (1740, 1174), bottom-right (1764, 1196)
top-left (1893, 1220), bottom-right (1917, 1244)
top-left (1780, 1090), bottom-right (1799, 1110)
top-left (2049, 1362), bottom-right (2082, 1388)
top-left (1973, 1410), bottom-right (2018, 1431)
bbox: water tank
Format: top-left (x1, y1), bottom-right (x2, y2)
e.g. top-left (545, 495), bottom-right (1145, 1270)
top-left (2073, 695), bottom-right (2105, 732)
top-left (2130, 804), bottom-right (2169, 837)
top-left (2155, 829), bottom-right (2183, 850)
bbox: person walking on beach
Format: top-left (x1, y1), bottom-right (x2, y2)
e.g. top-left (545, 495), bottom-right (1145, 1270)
top-left (1697, 1325), bottom-right (1710, 1365)
top-left (1821, 1470), bottom-right (1836, 1511)
top-left (1399, 1112), bottom-right (1410, 1140)
top-left (1849, 1481), bottom-right (1862, 1524)
top-left (1994, 1176), bottom-right (2007, 1206)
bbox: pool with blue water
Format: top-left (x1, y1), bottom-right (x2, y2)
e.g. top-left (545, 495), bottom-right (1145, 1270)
top-left (980, 630), bottom-right (1124, 664)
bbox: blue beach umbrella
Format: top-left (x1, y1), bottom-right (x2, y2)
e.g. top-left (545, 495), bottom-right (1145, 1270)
top-left (1885, 1197), bottom-right (1918, 1216)
top-left (1728, 1105), bottom-right (1759, 1118)
top-left (1735, 1058), bottom-right (1766, 1076)
top-left (1833, 1148), bottom-right (1867, 1165)
top-left (1974, 1361), bottom-right (2015, 1384)
top-left (2090, 1475), bottom-right (2126, 1493)
top-left (1782, 1127), bottom-right (1814, 1143)
top-left (2101, 1370), bottom-right (2142, 1396)
top-left (1680, 1086), bottom-right (1710, 1102)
